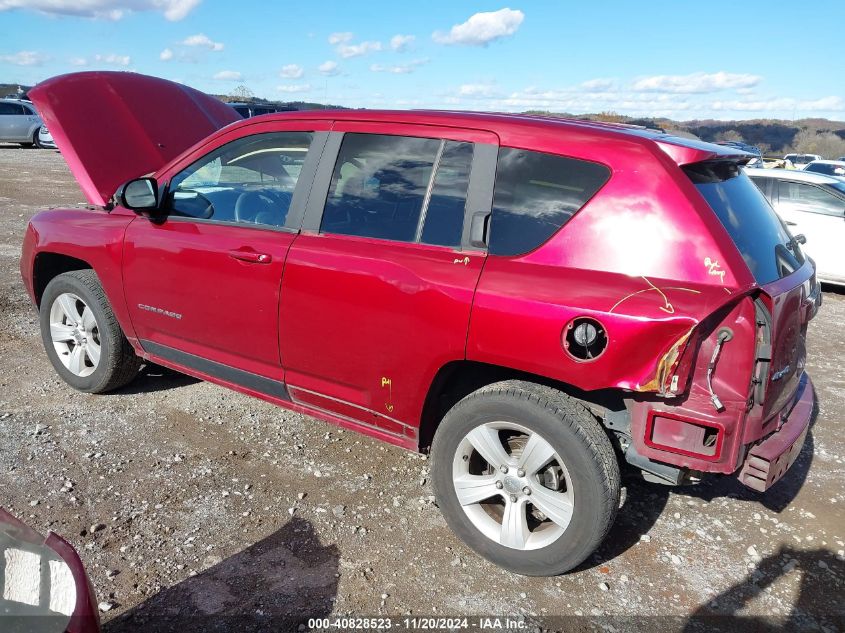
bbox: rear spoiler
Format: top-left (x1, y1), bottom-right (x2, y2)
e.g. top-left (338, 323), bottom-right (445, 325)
top-left (619, 127), bottom-right (755, 167)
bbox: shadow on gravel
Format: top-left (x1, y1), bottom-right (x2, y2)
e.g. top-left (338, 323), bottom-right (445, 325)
top-left (109, 364), bottom-right (201, 396)
top-left (680, 546), bottom-right (845, 632)
top-left (104, 517), bottom-right (339, 633)
top-left (582, 388), bottom-right (820, 572)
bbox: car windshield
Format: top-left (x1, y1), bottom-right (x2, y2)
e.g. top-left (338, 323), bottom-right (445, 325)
top-left (806, 163), bottom-right (845, 176)
top-left (685, 161), bottom-right (804, 285)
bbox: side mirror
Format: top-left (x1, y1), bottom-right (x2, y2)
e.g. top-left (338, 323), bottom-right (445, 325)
top-left (117, 177), bottom-right (159, 212)
top-left (794, 234), bottom-right (807, 245)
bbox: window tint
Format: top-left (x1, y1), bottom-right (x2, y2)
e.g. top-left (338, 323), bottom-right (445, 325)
top-left (321, 134), bottom-right (442, 242)
top-left (686, 162), bottom-right (804, 284)
top-left (777, 181), bottom-right (845, 217)
top-left (420, 141), bottom-right (473, 247)
top-left (804, 163), bottom-right (845, 176)
top-left (166, 131), bottom-right (313, 228)
top-left (489, 148), bottom-right (610, 256)
top-left (0, 102), bottom-right (23, 115)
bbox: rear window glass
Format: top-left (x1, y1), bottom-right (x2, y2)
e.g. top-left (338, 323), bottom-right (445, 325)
top-left (686, 162), bottom-right (804, 284)
top-left (490, 148), bottom-right (610, 256)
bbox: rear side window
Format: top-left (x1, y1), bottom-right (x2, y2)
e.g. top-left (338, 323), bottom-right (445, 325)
top-left (686, 162), bottom-right (804, 284)
top-left (0, 102), bottom-right (24, 115)
top-left (420, 141), bottom-right (473, 247)
top-left (489, 148), bottom-right (610, 256)
top-left (777, 181), bottom-right (845, 217)
top-left (321, 133), bottom-right (472, 247)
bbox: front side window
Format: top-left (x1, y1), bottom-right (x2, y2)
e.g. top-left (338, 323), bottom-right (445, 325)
top-left (777, 181), bottom-right (845, 217)
top-left (165, 131), bottom-right (313, 228)
top-left (489, 148), bottom-right (610, 256)
top-left (321, 133), bottom-right (473, 246)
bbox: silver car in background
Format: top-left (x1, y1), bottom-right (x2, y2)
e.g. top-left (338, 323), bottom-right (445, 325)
top-left (37, 124), bottom-right (57, 149)
top-left (0, 99), bottom-right (46, 147)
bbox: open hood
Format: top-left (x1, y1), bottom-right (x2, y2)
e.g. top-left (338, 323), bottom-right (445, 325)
top-left (29, 71), bottom-right (241, 207)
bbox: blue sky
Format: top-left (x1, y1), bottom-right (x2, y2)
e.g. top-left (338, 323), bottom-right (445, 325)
top-left (1, 0), bottom-right (842, 121)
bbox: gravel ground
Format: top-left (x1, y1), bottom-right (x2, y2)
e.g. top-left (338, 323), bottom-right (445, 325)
top-left (0, 147), bottom-right (843, 633)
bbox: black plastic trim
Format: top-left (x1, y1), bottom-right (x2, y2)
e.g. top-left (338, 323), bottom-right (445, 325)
top-left (461, 142), bottom-right (497, 250)
top-left (140, 340), bottom-right (290, 400)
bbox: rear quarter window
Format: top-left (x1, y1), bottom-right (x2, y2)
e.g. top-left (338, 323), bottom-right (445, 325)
top-left (686, 162), bottom-right (804, 284)
top-left (489, 148), bottom-right (610, 256)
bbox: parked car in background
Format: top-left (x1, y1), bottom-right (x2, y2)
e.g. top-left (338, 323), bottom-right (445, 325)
top-left (762, 157), bottom-right (786, 169)
top-left (228, 102), bottom-right (295, 118)
top-left (747, 167), bottom-right (845, 285)
top-left (0, 98), bottom-right (44, 147)
top-left (23, 71), bottom-right (820, 576)
top-left (803, 160), bottom-right (845, 177)
top-left (783, 153), bottom-right (822, 170)
top-left (37, 124), bottom-right (57, 149)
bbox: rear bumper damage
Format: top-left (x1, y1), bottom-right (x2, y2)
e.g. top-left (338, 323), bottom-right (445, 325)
top-left (738, 373), bottom-right (814, 492)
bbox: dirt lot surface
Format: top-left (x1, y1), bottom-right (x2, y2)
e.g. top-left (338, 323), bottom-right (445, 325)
top-left (0, 147), bottom-right (843, 632)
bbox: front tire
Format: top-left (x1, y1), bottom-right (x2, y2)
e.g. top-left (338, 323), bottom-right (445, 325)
top-left (39, 270), bottom-right (141, 393)
top-left (431, 380), bottom-right (621, 576)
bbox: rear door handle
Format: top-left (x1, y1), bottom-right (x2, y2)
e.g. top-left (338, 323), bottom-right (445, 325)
top-left (785, 221), bottom-right (797, 226)
top-left (228, 250), bottom-right (272, 264)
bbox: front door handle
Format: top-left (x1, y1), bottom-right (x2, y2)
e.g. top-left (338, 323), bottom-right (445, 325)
top-left (785, 220), bottom-right (797, 226)
top-left (229, 250), bottom-right (272, 264)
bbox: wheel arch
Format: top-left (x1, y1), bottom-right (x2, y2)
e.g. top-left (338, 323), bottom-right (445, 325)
top-left (33, 252), bottom-right (93, 308)
top-left (418, 360), bottom-right (628, 452)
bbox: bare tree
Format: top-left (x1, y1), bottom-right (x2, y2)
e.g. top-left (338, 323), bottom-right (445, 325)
top-left (791, 130), bottom-right (845, 158)
top-left (714, 129), bottom-right (744, 143)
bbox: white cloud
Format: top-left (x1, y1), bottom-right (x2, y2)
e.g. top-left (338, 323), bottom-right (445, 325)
top-left (0, 50), bottom-right (48, 66)
top-left (54, 52), bottom-right (129, 67)
top-left (711, 96), bottom-right (845, 113)
top-left (213, 70), bottom-right (241, 81)
top-left (370, 58), bottom-right (428, 74)
top-left (457, 83), bottom-right (499, 98)
top-left (159, 47), bottom-right (173, 61)
top-left (580, 78), bottom-right (615, 91)
top-left (336, 40), bottom-right (382, 58)
top-left (182, 33), bottom-right (223, 51)
top-left (390, 34), bottom-right (415, 52)
top-left (94, 53), bottom-right (131, 65)
top-left (277, 83), bottom-right (312, 94)
top-left (433, 8), bottom-right (524, 46)
top-left (0, 0), bottom-right (200, 21)
top-left (280, 64), bottom-right (304, 79)
top-left (318, 60), bottom-right (340, 76)
top-left (328, 32), bottom-right (353, 45)
top-left (631, 71), bottom-right (761, 94)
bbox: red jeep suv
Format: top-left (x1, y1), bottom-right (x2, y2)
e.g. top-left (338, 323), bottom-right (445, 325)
top-left (21, 72), bottom-right (819, 576)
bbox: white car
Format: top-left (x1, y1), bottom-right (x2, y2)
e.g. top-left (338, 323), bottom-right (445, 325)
top-left (783, 153), bottom-right (822, 170)
top-left (803, 159), bottom-right (845, 177)
top-left (746, 167), bottom-right (845, 285)
top-left (37, 124), bottom-right (57, 149)
top-left (0, 98), bottom-right (44, 147)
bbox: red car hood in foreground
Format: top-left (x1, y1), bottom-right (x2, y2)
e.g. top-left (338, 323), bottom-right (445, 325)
top-left (28, 71), bottom-right (240, 207)
top-left (0, 509), bottom-right (100, 633)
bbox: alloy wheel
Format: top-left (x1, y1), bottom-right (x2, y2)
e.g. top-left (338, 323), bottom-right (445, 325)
top-left (451, 421), bottom-right (575, 551)
top-left (48, 292), bottom-right (101, 377)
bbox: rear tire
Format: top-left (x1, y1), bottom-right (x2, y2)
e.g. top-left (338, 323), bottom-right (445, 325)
top-left (39, 270), bottom-right (141, 393)
top-left (431, 380), bottom-right (620, 576)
